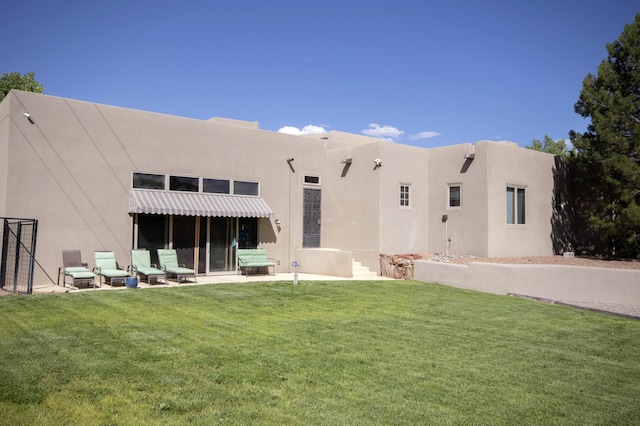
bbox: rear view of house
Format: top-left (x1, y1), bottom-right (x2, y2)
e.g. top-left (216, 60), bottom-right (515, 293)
top-left (0, 90), bottom-right (559, 281)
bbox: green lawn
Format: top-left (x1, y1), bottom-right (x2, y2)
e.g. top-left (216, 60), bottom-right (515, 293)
top-left (0, 280), bottom-right (638, 425)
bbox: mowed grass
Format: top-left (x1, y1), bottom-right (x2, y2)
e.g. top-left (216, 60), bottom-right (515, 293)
top-left (0, 281), bottom-right (639, 425)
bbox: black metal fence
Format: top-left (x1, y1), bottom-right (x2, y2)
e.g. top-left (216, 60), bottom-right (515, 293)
top-left (0, 217), bottom-right (39, 295)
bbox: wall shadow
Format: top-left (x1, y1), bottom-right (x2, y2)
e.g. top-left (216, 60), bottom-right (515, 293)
top-left (551, 156), bottom-right (609, 257)
top-left (550, 156), bottom-right (576, 254)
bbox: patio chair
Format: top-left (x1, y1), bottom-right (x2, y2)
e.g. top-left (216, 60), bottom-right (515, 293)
top-left (157, 249), bottom-right (197, 283)
top-left (58, 250), bottom-right (97, 288)
top-left (130, 249), bottom-right (166, 285)
top-left (93, 251), bottom-right (129, 287)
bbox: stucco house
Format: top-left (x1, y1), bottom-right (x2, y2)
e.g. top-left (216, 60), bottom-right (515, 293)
top-left (0, 90), bottom-right (561, 280)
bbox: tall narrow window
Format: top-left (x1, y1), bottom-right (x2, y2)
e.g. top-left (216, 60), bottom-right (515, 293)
top-left (400, 185), bottom-right (410, 207)
top-left (449, 185), bottom-right (461, 207)
top-left (506, 186), bottom-right (526, 224)
top-left (517, 188), bottom-right (526, 224)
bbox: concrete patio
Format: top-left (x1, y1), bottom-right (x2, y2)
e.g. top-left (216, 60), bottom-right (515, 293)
top-left (34, 272), bottom-right (395, 294)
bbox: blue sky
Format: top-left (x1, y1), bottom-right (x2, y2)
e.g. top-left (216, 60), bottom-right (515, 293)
top-left (2, 1), bottom-right (638, 147)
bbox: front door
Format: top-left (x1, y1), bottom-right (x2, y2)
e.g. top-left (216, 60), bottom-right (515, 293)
top-left (303, 188), bottom-right (321, 248)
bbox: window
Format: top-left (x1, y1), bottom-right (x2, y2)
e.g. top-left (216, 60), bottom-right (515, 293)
top-left (304, 175), bottom-right (321, 185)
top-left (400, 185), bottom-right (410, 207)
top-left (170, 176), bottom-right (199, 192)
top-left (506, 186), bottom-right (526, 224)
top-left (234, 181), bottom-right (259, 196)
top-left (203, 178), bottom-right (230, 194)
top-left (449, 185), bottom-right (461, 207)
top-left (133, 172), bottom-right (165, 190)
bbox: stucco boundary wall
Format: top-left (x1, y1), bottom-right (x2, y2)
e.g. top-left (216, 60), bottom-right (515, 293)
top-left (294, 248), bottom-right (353, 278)
top-left (414, 260), bottom-right (640, 306)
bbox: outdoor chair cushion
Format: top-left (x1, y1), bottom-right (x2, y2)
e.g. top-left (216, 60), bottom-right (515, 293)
top-left (157, 249), bottom-right (196, 282)
top-left (94, 251), bottom-right (129, 286)
top-left (64, 266), bottom-right (96, 279)
top-left (59, 250), bottom-right (97, 287)
top-left (131, 249), bottom-right (164, 282)
top-left (237, 249), bottom-right (276, 275)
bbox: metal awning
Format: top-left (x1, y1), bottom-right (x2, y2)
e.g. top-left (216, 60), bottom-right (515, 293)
top-left (129, 190), bottom-right (273, 218)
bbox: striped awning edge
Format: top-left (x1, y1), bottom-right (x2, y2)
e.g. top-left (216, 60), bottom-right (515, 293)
top-left (129, 190), bottom-right (274, 218)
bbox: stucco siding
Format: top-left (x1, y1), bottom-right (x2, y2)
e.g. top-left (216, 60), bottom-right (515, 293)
top-left (427, 143), bottom-right (489, 256)
top-left (415, 260), bottom-right (640, 306)
top-left (378, 142), bottom-right (429, 255)
top-left (483, 141), bottom-right (555, 257)
top-left (0, 92), bottom-right (10, 216)
top-left (1, 91), bottom-right (564, 280)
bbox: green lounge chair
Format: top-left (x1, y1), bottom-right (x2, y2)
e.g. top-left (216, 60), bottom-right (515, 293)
top-left (157, 249), bottom-right (197, 283)
top-left (94, 251), bottom-right (129, 287)
top-left (58, 250), bottom-right (97, 288)
top-left (130, 249), bottom-right (166, 284)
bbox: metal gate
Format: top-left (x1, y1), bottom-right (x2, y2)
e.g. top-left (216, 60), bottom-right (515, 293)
top-left (303, 188), bottom-right (321, 248)
top-left (0, 218), bottom-right (38, 295)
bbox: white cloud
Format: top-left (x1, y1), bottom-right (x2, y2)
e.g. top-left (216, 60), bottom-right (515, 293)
top-left (361, 123), bottom-right (404, 141)
top-left (409, 131), bottom-right (441, 140)
top-left (563, 138), bottom-right (575, 150)
top-left (278, 125), bottom-right (327, 135)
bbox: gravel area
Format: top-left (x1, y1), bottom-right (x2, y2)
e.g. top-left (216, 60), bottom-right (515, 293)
top-left (426, 253), bottom-right (640, 319)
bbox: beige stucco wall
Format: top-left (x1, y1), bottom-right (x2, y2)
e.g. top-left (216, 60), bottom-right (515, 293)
top-left (483, 141), bottom-right (555, 257)
top-left (1, 90), bottom-right (325, 277)
top-left (427, 143), bottom-right (489, 256)
top-left (294, 248), bottom-right (353, 277)
top-left (378, 142), bottom-right (430, 255)
top-left (0, 92), bottom-right (10, 216)
top-left (321, 141), bottom-right (381, 271)
top-left (0, 90), bottom-right (561, 281)
top-left (414, 260), bottom-right (640, 306)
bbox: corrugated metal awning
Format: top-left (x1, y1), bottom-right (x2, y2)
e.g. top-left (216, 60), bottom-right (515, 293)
top-left (129, 190), bottom-right (273, 218)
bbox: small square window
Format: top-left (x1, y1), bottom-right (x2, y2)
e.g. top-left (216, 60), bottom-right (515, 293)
top-left (400, 185), bottom-right (410, 207)
top-left (304, 175), bottom-right (321, 185)
top-left (449, 185), bottom-right (461, 207)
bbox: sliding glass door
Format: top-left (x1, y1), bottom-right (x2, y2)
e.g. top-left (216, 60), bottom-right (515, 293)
top-left (135, 215), bottom-right (258, 274)
top-left (209, 217), bottom-right (237, 272)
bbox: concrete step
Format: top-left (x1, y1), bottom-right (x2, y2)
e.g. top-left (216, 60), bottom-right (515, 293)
top-left (352, 260), bottom-right (378, 279)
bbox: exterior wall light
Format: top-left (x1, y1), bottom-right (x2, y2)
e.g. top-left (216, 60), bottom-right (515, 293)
top-left (23, 112), bottom-right (34, 124)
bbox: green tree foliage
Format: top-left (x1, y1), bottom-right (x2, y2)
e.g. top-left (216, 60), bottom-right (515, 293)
top-left (526, 135), bottom-right (571, 157)
top-left (0, 71), bottom-right (44, 102)
top-left (570, 13), bottom-right (640, 258)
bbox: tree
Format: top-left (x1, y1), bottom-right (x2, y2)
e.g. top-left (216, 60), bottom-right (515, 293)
top-left (570, 13), bottom-right (640, 258)
top-left (526, 135), bottom-right (571, 157)
top-left (0, 72), bottom-right (44, 102)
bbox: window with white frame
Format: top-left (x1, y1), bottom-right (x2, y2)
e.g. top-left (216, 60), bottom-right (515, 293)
top-left (133, 172), bottom-right (165, 190)
top-left (449, 185), bottom-right (461, 207)
top-left (400, 184), bottom-right (410, 207)
top-left (234, 180), bottom-right (259, 196)
top-left (304, 175), bottom-right (321, 185)
top-left (506, 186), bottom-right (526, 224)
